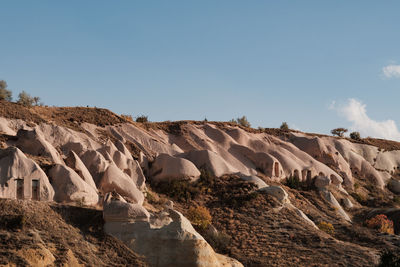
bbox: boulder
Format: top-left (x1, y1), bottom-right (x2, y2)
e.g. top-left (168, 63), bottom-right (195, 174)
top-left (388, 179), bottom-right (400, 194)
top-left (103, 193), bottom-right (149, 222)
top-left (48, 164), bottom-right (99, 206)
top-left (314, 176), bottom-right (331, 189)
top-left (0, 147), bottom-right (54, 200)
top-left (259, 186), bottom-right (289, 203)
top-left (104, 209), bottom-right (243, 267)
top-left (65, 151), bottom-right (97, 190)
top-left (98, 164), bottom-right (144, 205)
top-left (150, 154), bottom-right (201, 183)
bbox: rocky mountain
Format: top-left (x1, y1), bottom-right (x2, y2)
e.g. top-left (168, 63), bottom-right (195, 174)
top-left (0, 100), bottom-right (400, 266)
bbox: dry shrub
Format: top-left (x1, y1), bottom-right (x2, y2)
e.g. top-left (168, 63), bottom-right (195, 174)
top-left (120, 114), bottom-right (134, 122)
top-left (365, 214), bottom-right (394, 234)
top-left (187, 206), bottom-right (212, 230)
top-left (317, 221), bottom-right (335, 235)
top-left (206, 232), bottom-right (231, 254)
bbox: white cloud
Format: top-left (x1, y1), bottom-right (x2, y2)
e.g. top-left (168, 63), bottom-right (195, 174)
top-left (382, 64), bottom-right (400, 78)
top-left (334, 98), bottom-right (400, 141)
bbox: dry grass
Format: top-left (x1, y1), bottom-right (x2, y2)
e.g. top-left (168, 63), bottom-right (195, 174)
top-left (0, 199), bottom-right (147, 266)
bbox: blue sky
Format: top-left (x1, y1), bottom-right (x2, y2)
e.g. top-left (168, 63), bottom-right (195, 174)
top-left (1, 1), bottom-right (400, 137)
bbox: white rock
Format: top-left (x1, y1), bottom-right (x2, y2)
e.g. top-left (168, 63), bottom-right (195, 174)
top-left (99, 164), bottom-right (144, 205)
top-left (0, 147), bottom-right (54, 200)
top-left (150, 153), bottom-right (201, 182)
top-left (321, 190), bottom-right (351, 222)
top-left (342, 198), bottom-right (354, 209)
top-left (16, 128), bottom-right (63, 164)
top-left (259, 186), bottom-right (289, 203)
top-left (104, 209), bottom-right (243, 267)
top-left (103, 193), bottom-right (149, 222)
top-left (181, 149), bottom-right (239, 177)
top-left (48, 164), bottom-right (99, 206)
top-left (65, 151), bottom-right (97, 190)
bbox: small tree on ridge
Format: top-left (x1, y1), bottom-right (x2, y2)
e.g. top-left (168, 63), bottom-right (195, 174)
top-left (331, 128), bottom-right (348, 137)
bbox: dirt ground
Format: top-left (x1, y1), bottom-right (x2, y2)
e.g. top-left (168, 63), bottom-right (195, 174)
top-left (0, 199), bottom-right (147, 267)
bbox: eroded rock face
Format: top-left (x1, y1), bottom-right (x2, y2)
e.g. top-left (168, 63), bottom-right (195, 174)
top-left (65, 151), bottom-right (97, 190)
top-left (321, 190), bottom-right (351, 222)
top-left (16, 128), bottom-right (63, 164)
top-left (180, 150), bottom-right (239, 177)
top-left (80, 150), bottom-right (110, 183)
top-left (104, 207), bottom-right (243, 267)
top-left (103, 193), bottom-right (149, 222)
top-left (99, 164), bottom-right (144, 205)
top-left (48, 164), bottom-right (99, 206)
top-left (150, 154), bottom-right (201, 183)
top-left (0, 147), bottom-right (54, 200)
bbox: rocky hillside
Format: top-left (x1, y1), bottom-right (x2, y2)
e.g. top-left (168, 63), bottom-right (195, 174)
top-left (1, 100), bottom-right (400, 266)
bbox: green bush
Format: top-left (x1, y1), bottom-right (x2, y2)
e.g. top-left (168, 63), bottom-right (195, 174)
top-left (17, 91), bottom-right (35, 107)
top-left (285, 175), bottom-right (301, 189)
top-left (331, 128), bottom-right (348, 137)
top-left (230, 116), bottom-right (251, 128)
top-left (280, 122), bottom-right (289, 131)
top-left (0, 80), bottom-right (12, 101)
top-left (350, 131), bottom-right (361, 140)
top-left (136, 115), bottom-right (148, 123)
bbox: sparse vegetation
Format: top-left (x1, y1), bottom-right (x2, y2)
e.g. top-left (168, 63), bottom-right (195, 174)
top-left (350, 192), bottom-right (367, 205)
top-left (285, 175), bottom-right (312, 190)
top-left (152, 169), bottom-right (216, 202)
top-left (155, 179), bottom-right (199, 202)
top-left (0, 80), bottom-right (12, 101)
top-left (317, 221), bottom-right (335, 236)
top-left (350, 131), bottom-right (361, 140)
top-left (280, 122), bottom-right (289, 131)
top-left (230, 116), bottom-right (251, 128)
top-left (17, 91), bottom-right (35, 107)
top-left (121, 114), bottom-right (134, 122)
top-left (0, 214), bottom-right (26, 230)
top-left (136, 115), bottom-right (149, 123)
top-left (331, 128), bottom-right (348, 137)
top-left (285, 175), bottom-right (301, 189)
top-left (186, 206), bottom-right (212, 230)
top-left (206, 231), bottom-right (232, 254)
top-left (365, 214), bottom-right (394, 234)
